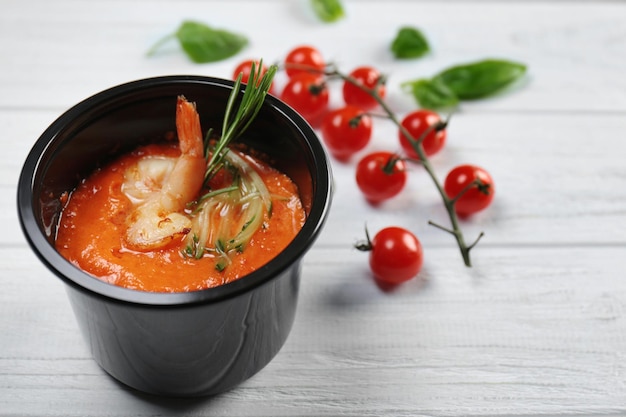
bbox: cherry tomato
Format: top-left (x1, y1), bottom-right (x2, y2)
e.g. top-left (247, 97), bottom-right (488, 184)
top-left (284, 45), bottom-right (326, 78)
top-left (444, 164), bottom-right (495, 217)
top-left (232, 59), bottom-right (275, 94)
top-left (280, 73), bottom-right (329, 125)
top-left (355, 152), bottom-right (407, 204)
top-left (398, 110), bottom-right (447, 158)
top-left (342, 66), bottom-right (386, 111)
top-left (321, 106), bottom-right (372, 161)
top-left (358, 227), bottom-right (423, 285)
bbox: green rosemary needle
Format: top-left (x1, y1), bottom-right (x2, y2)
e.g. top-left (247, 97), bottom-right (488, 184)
top-left (205, 61), bottom-right (277, 182)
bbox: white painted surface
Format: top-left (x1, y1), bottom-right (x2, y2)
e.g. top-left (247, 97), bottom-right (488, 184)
top-left (2, 1), bottom-right (626, 415)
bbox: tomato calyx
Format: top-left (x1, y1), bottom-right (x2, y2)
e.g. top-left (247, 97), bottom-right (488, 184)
top-left (348, 113), bottom-right (365, 128)
top-left (382, 153), bottom-right (405, 175)
top-left (308, 79), bottom-right (328, 96)
top-left (448, 178), bottom-right (492, 204)
top-left (370, 73), bottom-right (387, 92)
top-left (354, 226), bottom-right (373, 252)
top-left (431, 119), bottom-right (448, 136)
top-left (476, 181), bottom-right (492, 196)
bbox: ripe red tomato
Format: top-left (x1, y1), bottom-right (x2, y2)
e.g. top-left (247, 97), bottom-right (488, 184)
top-left (355, 152), bottom-right (407, 204)
top-left (321, 106), bottom-right (372, 161)
top-left (280, 73), bottom-right (329, 125)
top-left (398, 110), bottom-right (447, 158)
top-left (284, 45), bottom-right (326, 78)
top-left (444, 164), bottom-right (495, 217)
top-left (360, 227), bottom-right (423, 285)
top-left (342, 66), bottom-right (386, 111)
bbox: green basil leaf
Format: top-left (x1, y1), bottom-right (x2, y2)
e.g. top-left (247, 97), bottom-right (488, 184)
top-left (434, 59), bottom-right (527, 99)
top-left (311, 0), bottom-right (345, 23)
top-left (391, 26), bottom-right (430, 59)
top-left (175, 21), bottom-right (248, 63)
top-left (403, 78), bottom-right (459, 110)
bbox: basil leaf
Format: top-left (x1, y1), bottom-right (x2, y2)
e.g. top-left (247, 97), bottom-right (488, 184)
top-left (434, 59), bottom-right (527, 99)
top-left (310, 0), bottom-right (345, 23)
top-left (402, 78), bottom-right (459, 110)
top-left (174, 21), bottom-right (248, 63)
top-left (391, 26), bottom-right (430, 59)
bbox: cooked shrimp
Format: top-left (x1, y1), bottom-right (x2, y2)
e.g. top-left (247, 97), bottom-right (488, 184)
top-left (123, 96), bottom-right (206, 251)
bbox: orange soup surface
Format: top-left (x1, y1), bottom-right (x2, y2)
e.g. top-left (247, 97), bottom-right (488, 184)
top-left (55, 143), bottom-right (306, 292)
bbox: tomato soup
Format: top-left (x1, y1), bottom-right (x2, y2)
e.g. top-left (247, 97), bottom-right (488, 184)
top-left (55, 143), bottom-right (306, 292)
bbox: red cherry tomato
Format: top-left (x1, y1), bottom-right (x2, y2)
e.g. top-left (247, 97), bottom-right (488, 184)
top-left (342, 66), bottom-right (386, 111)
top-left (321, 106), bottom-right (372, 161)
top-left (355, 152), bottom-right (407, 204)
top-left (359, 227), bottom-right (423, 285)
top-left (280, 73), bottom-right (329, 125)
top-left (284, 45), bottom-right (326, 78)
top-left (398, 110), bottom-right (447, 158)
top-left (232, 59), bottom-right (275, 94)
top-left (444, 164), bottom-right (495, 217)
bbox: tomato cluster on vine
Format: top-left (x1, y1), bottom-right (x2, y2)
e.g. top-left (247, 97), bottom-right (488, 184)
top-left (232, 45), bottom-right (495, 286)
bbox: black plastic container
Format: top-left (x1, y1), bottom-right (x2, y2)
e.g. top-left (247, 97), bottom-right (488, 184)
top-left (17, 76), bottom-right (332, 397)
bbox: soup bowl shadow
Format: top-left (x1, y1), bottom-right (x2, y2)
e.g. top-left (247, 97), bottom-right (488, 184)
top-left (17, 75), bottom-right (333, 397)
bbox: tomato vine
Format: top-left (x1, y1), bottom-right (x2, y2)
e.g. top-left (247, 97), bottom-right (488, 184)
top-left (234, 46), bottom-right (507, 268)
top-left (323, 63), bottom-right (488, 267)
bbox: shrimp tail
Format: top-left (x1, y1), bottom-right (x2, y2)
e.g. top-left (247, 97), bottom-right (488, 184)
top-left (176, 96), bottom-right (204, 157)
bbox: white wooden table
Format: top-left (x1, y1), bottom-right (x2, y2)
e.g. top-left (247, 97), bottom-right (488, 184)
top-left (2, 1), bottom-right (626, 415)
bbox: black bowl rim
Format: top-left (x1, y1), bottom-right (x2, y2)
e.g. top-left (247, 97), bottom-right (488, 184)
top-left (17, 75), bottom-right (333, 307)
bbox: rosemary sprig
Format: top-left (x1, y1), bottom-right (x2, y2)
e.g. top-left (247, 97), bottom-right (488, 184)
top-left (204, 61), bottom-right (277, 183)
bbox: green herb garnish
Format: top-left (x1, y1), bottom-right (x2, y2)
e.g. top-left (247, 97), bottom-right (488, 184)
top-left (205, 62), bottom-right (278, 180)
top-left (402, 58), bottom-right (527, 109)
top-left (147, 20), bottom-right (248, 63)
top-left (310, 0), bottom-right (345, 22)
top-left (403, 78), bottom-right (459, 111)
top-left (434, 59), bottom-right (527, 100)
top-left (391, 26), bottom-right (430, 59)
top-left (182, 234), bottom-right (204, 260)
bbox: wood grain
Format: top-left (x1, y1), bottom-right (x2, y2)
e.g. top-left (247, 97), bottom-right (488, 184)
top-left (2, 0), bottom-right (625, 416)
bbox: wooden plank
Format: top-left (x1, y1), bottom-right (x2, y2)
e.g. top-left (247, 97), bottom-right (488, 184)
top-left (1, 246), bottom-right (625, 416)
top-left (0, 1), bottom-right (625, 111)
